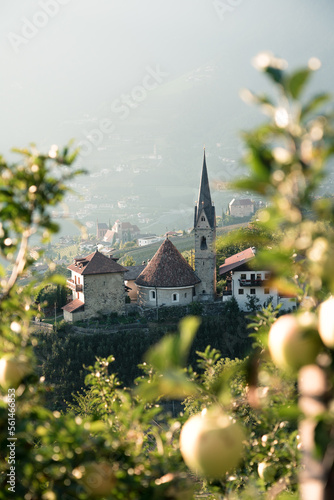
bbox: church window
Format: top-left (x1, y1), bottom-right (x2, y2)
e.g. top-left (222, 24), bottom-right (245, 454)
top-left (200, 236), bottom-right (207, 250)
top-left (172, 293), bottom-right (179, 302)
top-left (150, 290), bottom-right (156, 301)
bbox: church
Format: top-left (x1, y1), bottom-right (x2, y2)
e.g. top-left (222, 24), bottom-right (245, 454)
top-left (134, 150), bottom-right (216, 308)
top-left (63, 151), bottom-right (217, 321)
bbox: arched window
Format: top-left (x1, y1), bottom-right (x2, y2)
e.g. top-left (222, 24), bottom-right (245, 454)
top-left (201, 216), bottom-right (205, 222)
top-left (200, 236), bottom-right (207, 250)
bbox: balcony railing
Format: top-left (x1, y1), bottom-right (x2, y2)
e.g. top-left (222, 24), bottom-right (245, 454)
top-left (66, 279), bottom-right (83, 292)
top-left (238, 279), bottom-right (267, 287)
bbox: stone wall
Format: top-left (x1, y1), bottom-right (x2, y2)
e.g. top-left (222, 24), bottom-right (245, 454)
top-left (194, 212), bottom-right (216, 300)
top-left (83, 272), bottom-right (125, 318)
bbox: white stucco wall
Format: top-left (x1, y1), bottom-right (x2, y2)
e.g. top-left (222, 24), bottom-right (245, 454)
top-left (137, 285), bottom-right (195, 308)
top-left (222, 269), bottom-right (296, 311)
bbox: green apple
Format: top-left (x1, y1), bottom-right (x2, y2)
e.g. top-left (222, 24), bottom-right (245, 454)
top-left (0, 355), bottom-right (31, 390)
top-left (318, 297), bottom-right (334, 348)
top-left (268, 313), bottom-right (322, 372)
top-left (179, 407), bottom-right (245, 479)
top-left (258, 461), bottom-right (277, 483)
top-left (78, 462), bottom-right (116, 497)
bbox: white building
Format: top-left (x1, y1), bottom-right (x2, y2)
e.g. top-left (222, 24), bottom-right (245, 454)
top-left (138, 236), bottom-right (163, 247)
top-left (229, 198), bottom-right (254, 217)
top-left (219, 247), bottom-right (295, 311)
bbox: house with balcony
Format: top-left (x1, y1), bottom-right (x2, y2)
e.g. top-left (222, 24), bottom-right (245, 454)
top-left (219, 247), bottom-right (295, 310)
top-left (62, 250), bottom-right (126, 322)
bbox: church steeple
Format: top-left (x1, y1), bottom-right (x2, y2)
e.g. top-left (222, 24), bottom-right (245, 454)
top-left (193, 149), bottom-right (216, 301)
top-left (194, 149), bottom-right (215, 229)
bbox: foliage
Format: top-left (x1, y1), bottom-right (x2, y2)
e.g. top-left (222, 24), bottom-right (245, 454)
top-left (2, 54), bottom-right (334, 500)
top-left (215, 220), bottom-right (280, 270)
top-left (35, 283), bottom-right (67, 313)
top-left (0, 145), bottom-right (195, 499)
top-left (232, 53), bottom-right (334, 498)
top-left (33, 308), bottom-right (250, 411)
top-left (120, 254), bottom-right (136, 266)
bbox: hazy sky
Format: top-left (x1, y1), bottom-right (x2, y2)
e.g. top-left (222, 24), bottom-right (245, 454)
top-left (1, 0), bottom-right (334, 160)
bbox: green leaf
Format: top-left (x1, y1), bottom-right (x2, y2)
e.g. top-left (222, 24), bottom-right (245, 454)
top-left (146, 316), bottom-right (200, 371)
top-left (286, 68), bottom-right (311, 99)
top-left (265, 66), bottom-right (284, 85)
top-left (137, 371), bottom-right (198, 401)
top-left (178, 316), bottom-right (201, 364)
top-left (301, 92), bottom-right (331, 119)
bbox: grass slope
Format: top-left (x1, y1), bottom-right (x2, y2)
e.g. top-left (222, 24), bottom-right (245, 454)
top-left (114, 222), bottom-right (248, 264)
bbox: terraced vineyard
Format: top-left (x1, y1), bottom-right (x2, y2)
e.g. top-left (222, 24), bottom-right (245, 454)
top-left (58, 244), bottom-right (80, 260)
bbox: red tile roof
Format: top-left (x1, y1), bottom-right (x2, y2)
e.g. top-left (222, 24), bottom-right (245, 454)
top-left (219, 247), bottom-right (256, 275)
top-left (62, 299), bottom-right (84, 313)
top-left (135, 238), bottom-right (200, 288)
top-left (103, 230), bottom-right (115, 242)
top-left (68, 251), bottom-right (126, 276)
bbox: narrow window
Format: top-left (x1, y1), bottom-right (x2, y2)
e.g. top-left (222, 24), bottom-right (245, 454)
top-left (150, 290), bottom-right (156, 301)
top-left (251, 274), bottom-right (255, 281)
top-left (172, 293), bottom-right (179, 302)
top-left (200, 236), bottom-right (207, 250)
top-left (201, 216), bottom-right (205, 222)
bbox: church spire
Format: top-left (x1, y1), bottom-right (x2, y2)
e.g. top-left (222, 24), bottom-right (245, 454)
top-left (194, 149), bottom-right (215, 228)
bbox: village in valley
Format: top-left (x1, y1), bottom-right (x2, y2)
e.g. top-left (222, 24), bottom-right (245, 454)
top-left (30, 151), bottom-right (295, 327)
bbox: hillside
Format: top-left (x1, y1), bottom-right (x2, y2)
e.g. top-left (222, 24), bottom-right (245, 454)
top-left (114, 222), bottom-right (249, 264)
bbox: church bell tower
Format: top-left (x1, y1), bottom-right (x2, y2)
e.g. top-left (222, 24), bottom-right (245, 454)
top-left (194, 149), bottom-right (216, 300)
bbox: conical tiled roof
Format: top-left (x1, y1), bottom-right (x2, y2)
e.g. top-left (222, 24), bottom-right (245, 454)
top-left (135, 239), bottom-right (201, 288)
top-left (68, 251), bottom-right (126, 275)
